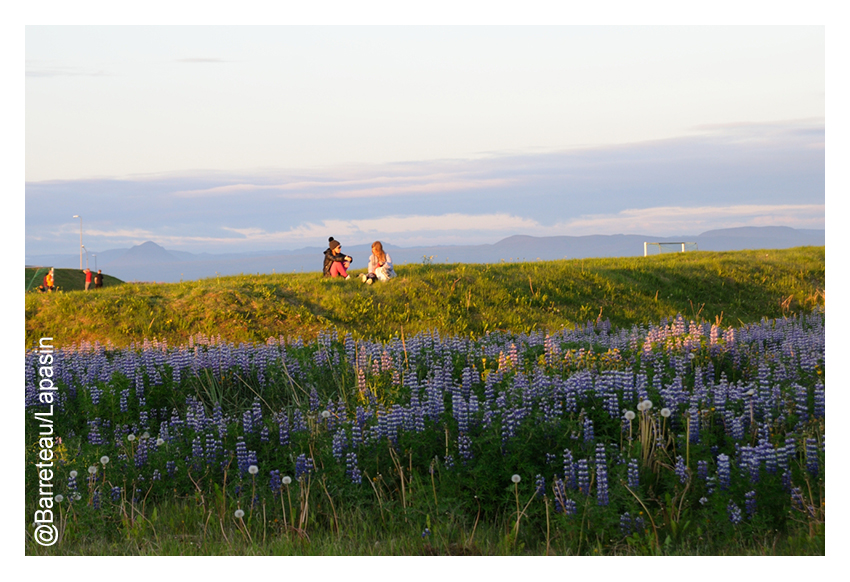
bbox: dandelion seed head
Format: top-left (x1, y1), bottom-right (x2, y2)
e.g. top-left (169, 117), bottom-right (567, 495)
top-left (234, 509), bottom-right (245, 518)
top-left (248, 465), bottom-right (259, 475)
top-left (156, 438), bottom-right (165, 446)
top-left (54, 494), bottom-right (64, 503)
top-left (282, 476), bottom-right (292, 485)
top-left (641, 400), bottom-right (653, 410)
top-left (624, 411), bottom-right (636, 421)
top-left (88, 465), bottom-right (98, 475)
top-left (511, 474), bottom-right (521, 484)
top-left (321, 410), bottom-right (331, 419)
top-left (69, 470), bottom-right (78, 479)
top-left (100, 456), bottom-right (110, 465)
top-left (660, 408), bottom-right (671, 418)
top-left (127, 434), bottom-right (136, 442)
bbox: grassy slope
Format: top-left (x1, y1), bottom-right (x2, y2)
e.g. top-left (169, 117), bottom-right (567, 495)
top-left (25, 267), bottom-right (124, 293)
top-left (25, 247), bottom-right (825, 349)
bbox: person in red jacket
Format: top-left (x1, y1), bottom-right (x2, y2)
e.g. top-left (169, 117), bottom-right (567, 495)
top-left (322, 237), bottom-right (352, 278)
top-left (84, 268), bottom-right (92, 291)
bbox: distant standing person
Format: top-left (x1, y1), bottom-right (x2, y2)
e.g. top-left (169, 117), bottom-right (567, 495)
top-left (360, 241), bottom-right (396, 284)
top-left (94, 269), bottom-right (104, 289)
top-left (43, 268), bottom-right (55, 292)
top-left (323, 237), bottom-right (352, 279)
top-left (84, 268), bottom-right (92, 291)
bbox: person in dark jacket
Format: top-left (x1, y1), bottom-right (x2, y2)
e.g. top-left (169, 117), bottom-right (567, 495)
top-left (323, 237), bottom-right (352, 278)
top-left (94, 269), bottom-right (104, 289)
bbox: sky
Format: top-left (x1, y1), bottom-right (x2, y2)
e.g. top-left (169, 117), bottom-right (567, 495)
top-left (21, 23), bottom-right (827, 256)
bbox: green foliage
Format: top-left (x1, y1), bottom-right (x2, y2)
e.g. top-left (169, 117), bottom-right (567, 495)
top-left (26, 247), bottom-right (825, 350)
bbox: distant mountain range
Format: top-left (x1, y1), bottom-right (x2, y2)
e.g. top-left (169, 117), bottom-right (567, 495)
top-left (25, 226), bottom-right (825, 284)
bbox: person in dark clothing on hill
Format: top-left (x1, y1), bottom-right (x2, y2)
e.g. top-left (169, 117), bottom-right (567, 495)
top-left (323, 237), bottom-right (352, 279)
top-left (94, 269), bottom-right (104, 289)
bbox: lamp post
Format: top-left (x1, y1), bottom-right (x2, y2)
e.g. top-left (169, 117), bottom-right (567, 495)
top-left (73, 215), bottom-right (83, 270)
top-left (82, 245), bottom-right (89, 270)
top-left (92, 254), bottom-right (97, 271)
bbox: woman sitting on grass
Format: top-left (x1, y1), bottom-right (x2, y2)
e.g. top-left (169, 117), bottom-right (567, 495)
top-left (323, 237), bottom-right (353, 279)
top-left (360, 241), bottom-right (395, 284)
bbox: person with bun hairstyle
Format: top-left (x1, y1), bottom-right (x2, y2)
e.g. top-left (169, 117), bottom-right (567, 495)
top-left (323, 237), bottom-right (353, 279)
top-left (359, 240), bottom-right (395, 284)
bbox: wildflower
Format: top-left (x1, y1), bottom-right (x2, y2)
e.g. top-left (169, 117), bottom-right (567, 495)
top-left (727, 500), bottom-right (743, 525)
top-left (54, 494), bottom-right (64, 503)
top-left (69, 470), bottom-right (78, 479)
top-left (100, 456), bottom-right (110, 465)
top-left (282, 476), bottom-right (292, 485)
top-left (88, 465), bottom-right (98, 475)
top-left (73, 493), bottom-right (81, 501)
top-left (127, 434), bottom-right (136, 442)
top-left (422, 527), bottom-right (431, 538)
top-left (641, 399), bottom-right (653, 411)
top-left (234, 509), bottom-right (245, 518)
top-left (699, 497), bottom-right (708, 505)
top-left (624, 410), bottom-right (636, 421)
top-left (660, 408), bottom-right (671, 418)
top-left (321, 410), bottom-right (331, 419)
top-left (248, 465), bottom-right (259, 475)
top-left (156, 438), bottom-right (165, 446)
top-left (511, 474), bottom-right (521, 484)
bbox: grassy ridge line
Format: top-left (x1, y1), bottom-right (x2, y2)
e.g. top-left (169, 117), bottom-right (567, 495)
top-left (24, 247), bottom-right (825, 349)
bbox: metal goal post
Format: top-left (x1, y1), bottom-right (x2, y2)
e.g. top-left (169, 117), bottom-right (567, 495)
top-left (644, 242), bottom-right (698, 257)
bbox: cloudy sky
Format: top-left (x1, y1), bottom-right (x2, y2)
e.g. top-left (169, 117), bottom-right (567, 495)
top-left (22, 20), bottom-right (826, 255)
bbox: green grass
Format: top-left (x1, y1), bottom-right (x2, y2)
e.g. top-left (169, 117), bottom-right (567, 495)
top-left (25, 247), bottom-right (825, 350)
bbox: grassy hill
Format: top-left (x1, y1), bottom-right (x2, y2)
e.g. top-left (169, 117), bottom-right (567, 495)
top-left (25, 247), bottom-right (825, 349)
top-left (25, 267), bottom-right (124, 293)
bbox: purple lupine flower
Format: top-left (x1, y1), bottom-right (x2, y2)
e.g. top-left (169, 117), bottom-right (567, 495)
top-left (577, 458), bottom-right (591, 495)
top-left (627, 458), bottom-right (640, 490)
top-left (675, 456), bottom-right (688, 483)
top-left (595, 444), bottom-right (609, 505)
top-left (345, 451), bottom-right (362, 484)
top-left (805, 438), bottom-right (819, 478)
top-left (745, 490), bottom-right (757, 517)
top-left (727, 500), bottom-right (743, 525)
top-left (534, 474), bottom-right (546, 498)
top-left (458, 434), bottom-right (473, 463)
top-left (717, 454), bottom-right (731, 490)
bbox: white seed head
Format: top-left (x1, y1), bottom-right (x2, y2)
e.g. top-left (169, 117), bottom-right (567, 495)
top-left (624, 411), bottom-right (636, 421)
top-left (641, 400), bottom-right (653, 410)
top-left (73, 493), bottom-right (82, 501)
top-left (100, 456), bottom-right (110, 465)
top-left (156, 438), bottom-right (165, 446)
top-left (88, 465), bottom-right (98, 475)
top-left (636, 401), bottom-right (646, 412)
top-left (248, 465), bottom-right (259, 475)
top-left (141, 431), bottom-right (150, 439)
top-left (660, 408), bottom-right (672, 418)
top-left (321, 410), bottom-right (331, 419)
top-left (511, 474), bottom-right (521, 484)
top-left (69, 470), bottom-right (78, 479)
top-left (127, 434), bottom-right (136, 442)
top-left (55, 494), bottom-right (64, 503)
top-left (234, 509), bottom-right (245, 519)
top-left (282, 476), bottom-right (292, 485)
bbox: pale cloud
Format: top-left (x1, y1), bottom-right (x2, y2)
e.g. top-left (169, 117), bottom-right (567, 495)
top-left (549, 204), bottom-right (825, 236)
top-left (223, 213), bottom-right (539, 245)
top-left (172, 174), bottom-right (512, 198)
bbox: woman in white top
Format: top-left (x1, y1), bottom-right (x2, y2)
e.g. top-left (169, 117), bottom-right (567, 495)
top-left (360, 241), bottom-right (395, 284)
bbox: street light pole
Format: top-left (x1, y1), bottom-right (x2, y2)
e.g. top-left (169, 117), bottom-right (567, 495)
top-left (73, 215), bottom-right (83, 270)
top-left (82, 245), bottom-right (89, 270)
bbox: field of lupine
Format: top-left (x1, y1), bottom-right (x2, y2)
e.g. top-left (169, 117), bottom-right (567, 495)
top-left (25, 308), bottom-right (825, 555)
